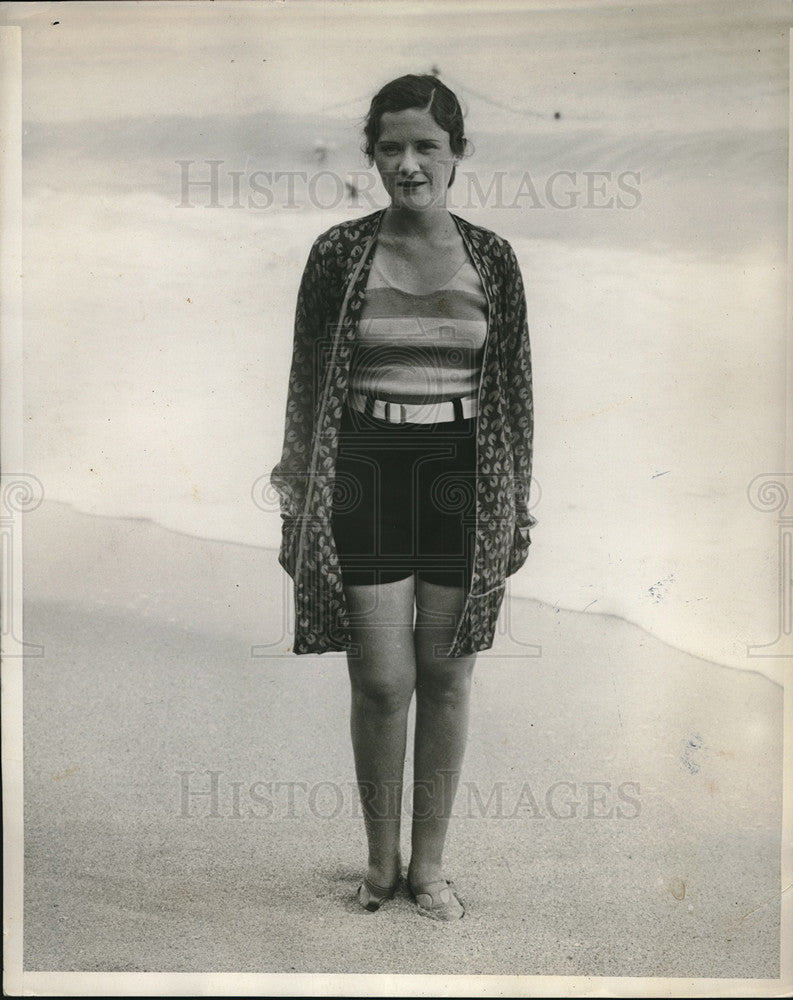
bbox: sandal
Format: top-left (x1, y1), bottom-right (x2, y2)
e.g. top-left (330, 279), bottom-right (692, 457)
top-left (408, 878), bottom-right (465, 922)
top-left (357, 875), bottom-right (399, 913)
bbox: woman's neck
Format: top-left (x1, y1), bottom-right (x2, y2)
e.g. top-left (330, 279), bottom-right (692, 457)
top-left (381, 204), bottom-right (457, 243)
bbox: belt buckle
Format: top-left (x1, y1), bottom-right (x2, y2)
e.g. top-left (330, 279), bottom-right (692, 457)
top-left (386, 401), bottom-right (407, 424)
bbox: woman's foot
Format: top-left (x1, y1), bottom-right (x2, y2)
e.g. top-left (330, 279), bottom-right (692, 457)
top-left (356, 855), bottom-right (402, 912)
top-left (357, 874), bottom-right (400, 912)
top-left (407, 876), bottom-right (465, 921)
top-left (407, 864), bottom-right (465, 921)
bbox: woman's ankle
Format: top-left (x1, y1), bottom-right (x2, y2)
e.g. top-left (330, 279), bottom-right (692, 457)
top-left (406, 858), bottom-right (445, 888)
top-left (367, 852), bottom-right (402, 887)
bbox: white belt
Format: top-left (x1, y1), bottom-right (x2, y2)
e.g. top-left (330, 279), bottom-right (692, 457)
top-left (347, 392), bottom-right (478, 425)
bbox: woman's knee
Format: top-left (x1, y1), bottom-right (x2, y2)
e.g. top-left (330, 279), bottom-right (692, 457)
top-left (415, 656), bottom-right (475, 709)
top-left (348, 661), bottom-right (415, 716)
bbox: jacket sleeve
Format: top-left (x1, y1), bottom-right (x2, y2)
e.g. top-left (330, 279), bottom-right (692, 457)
top-left (269, 237), bottom-right (327, 578)
top-left (502, 241), bottom-right (537, 576)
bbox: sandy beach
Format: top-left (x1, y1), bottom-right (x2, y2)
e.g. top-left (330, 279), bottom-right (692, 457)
top-left (20, 501), bottom-right (782, 979)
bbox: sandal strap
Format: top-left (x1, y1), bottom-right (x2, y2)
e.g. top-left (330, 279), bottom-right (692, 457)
top-left (410, 879), bottom-right (454, 907)
top-left (408, 878), bottom-right (465, 920)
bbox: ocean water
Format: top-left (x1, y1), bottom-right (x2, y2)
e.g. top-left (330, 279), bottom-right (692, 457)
top-left (15, 1), bottom-right (790, 674)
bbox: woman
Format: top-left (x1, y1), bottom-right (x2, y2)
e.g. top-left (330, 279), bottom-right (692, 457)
top-left (271, 75), bottom-right (535, 921)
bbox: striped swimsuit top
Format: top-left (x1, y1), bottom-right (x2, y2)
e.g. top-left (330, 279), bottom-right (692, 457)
top-left (350, 249), bottom-right (489, 405)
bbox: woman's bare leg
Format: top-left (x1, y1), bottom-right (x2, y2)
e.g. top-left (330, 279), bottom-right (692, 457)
top-left (409, 577), bottom-right (476, 890)
top-left (345, 575), bottom-right (416, 889)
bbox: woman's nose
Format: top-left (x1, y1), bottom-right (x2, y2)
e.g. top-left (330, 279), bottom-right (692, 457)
top-left (398, 146), bottom-right (420, 175)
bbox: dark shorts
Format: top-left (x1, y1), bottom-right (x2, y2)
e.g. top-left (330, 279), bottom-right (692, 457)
top-left (331, 403), bottom-right (477, 588)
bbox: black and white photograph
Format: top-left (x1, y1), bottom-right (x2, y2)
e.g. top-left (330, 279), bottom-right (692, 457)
top-left (2, 1), bottom-right (791, 995)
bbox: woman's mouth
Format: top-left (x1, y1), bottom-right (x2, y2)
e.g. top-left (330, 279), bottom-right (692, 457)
top-left (399, 180), bottom-right (426, 191)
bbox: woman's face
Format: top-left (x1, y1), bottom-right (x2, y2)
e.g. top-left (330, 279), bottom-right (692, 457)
top-left (373, 106), bottom-right (456, 212)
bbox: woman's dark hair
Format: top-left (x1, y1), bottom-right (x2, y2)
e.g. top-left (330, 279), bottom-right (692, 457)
top-left (363, 74), bottom-right (469, 182)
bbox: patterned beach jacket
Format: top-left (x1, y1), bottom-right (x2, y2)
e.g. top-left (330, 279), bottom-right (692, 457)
top-left (270, 208), bottom-right (535, 656)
